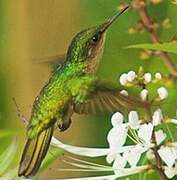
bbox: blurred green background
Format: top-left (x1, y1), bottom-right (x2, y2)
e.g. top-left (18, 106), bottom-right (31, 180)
top-left (0, 0), bottom-right (177, 179)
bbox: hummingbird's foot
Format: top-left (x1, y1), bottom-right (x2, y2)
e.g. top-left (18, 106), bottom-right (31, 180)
top-left (58, 119), bottom-right (72, 132)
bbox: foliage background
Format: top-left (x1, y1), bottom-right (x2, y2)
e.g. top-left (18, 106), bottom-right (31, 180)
top-left (0, 0), bottom-right (177, 179)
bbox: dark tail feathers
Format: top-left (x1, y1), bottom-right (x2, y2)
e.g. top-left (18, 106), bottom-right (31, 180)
top-left (18, 125), bottom-right (54, 177)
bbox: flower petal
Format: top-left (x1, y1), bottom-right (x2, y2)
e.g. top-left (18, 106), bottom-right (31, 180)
top-left (120, 73), bottom-right (128, 86)
top-left (157, 87), bottom-right (168, 100)
top-left (107, 126), bottom-right (128, 152)
top-left (111, 112), bottom-right (124, 127)
top-left (144, 73), bottom-right (152, 83)
top-left (113, 154), bottom-right (127, 169)
top-left (120, 90), bottom-right (128, 96)
top-left (113, 165), bottom-right (149, 177)
top-left (152, 109), bottom-right (163, 126)
top-left (128, 111), bottom-right (140, 129)
top-left (155, 72), bottom-right (162, 80)
top-left (57, 174), bottom-right (117, 180)
top-left (106, 153), bottom-right (117, 164)
top-left (127, 71), bottom-right (136, 82)
top-left (170, 119), bottom-right (177, 124)
top-left (51, 137), bottom-right (109, 157)
top-left (158, 146), bottom-right (176, 167)
top-left (164, 166), bottom-right (175, 179)
top-left (57, 166), bottom-right (148, 180)
top-left (138, 123), bottom-right (153, 145)
top-left (155, 130), bottom-right (166, 145)
top-left (140, 89), bottom-right (148, 101)
top-left (123, 144), bottom-right (145, 167)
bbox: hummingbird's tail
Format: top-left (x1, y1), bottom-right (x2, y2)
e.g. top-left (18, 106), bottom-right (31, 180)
top-left (18, 125), bottom-right (54, 177)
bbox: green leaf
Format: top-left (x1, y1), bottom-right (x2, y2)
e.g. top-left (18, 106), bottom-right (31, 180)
top-left (40, 146), bottom-right (64, 171)
top-left (2, 167), bottom-right (18, 179)
top-left (0, 138), bottom-right (18, 175)
top-left (127, 42), bottom-right (177, 54)
top-left (0, 129), bottom-right (17, 139)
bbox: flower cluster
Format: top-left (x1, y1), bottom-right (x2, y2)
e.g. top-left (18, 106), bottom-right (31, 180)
top-left (119, 69), bottom-right (168, 101)
top-left (106, 110), bottom-right (177, 179)
top-left (106, 111), bottom-right (153, 169)
top-left (51, 107), bottom-right (177, 179)
top-left (119, 70), bottom-right (163, 86)
top-left (49, 69), bottom-right (177, 179)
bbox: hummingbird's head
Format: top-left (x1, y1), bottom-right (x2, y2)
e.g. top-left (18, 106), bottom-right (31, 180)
top-left (66, 6), bottom-right (129, 74)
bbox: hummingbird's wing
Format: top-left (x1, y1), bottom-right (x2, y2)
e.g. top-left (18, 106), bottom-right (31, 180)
top-left (74, 82), bottom-right (149, 114)
top-left (33, 54), bottom-right (66, 73)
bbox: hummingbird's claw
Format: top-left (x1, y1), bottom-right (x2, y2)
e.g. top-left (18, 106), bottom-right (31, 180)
top-left (58, 118), bottom-right (72, 132)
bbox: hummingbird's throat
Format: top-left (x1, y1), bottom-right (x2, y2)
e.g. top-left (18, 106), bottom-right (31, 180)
top-left (85, 34), bottom-right (106, 74)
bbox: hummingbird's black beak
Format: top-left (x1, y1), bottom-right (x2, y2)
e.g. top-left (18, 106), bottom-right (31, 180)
top-left (101, 6), bottom-right (129, 33)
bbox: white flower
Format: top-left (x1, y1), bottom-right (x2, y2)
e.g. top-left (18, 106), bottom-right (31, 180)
top-left (123, 145), bottom-right (143, 167)
top-left (111, 112), bottom-right (124, 127)
top-left (107, 125), bottom-right (128, 148)
top-left (158, 146), bottom-right (176, 167)
top-left (127, 71), bottom-right (136, 82)
top-left (120, 73), bottom-right (128, 85)
top-left (113, 165), bottom-right (149, 178)
top-left (144, 73), bottom-right (152, 83)
top-left (157, 86), bottom-right (168, 100)
top-left (155, 72), bottom-right (162, 80)
top-left (51, 137), bottom-right (109, 157)
top-left (164, 166), bottom-right (176, 179)
top-left (152, 108), bottom-right (163, 126)
top-left (51, 135), bottom-right (150, 180)
top-left (51, 110), bottom-right (156, 180)
top-left (113, 154), bottom-right (127, 169)
top-left (108, 114), bottom-right (154, 169)
top-left (170, 118), bottom-right (177, 124)
top-left (155, 130), bottom-right (166, 145)
top-left (140, 89), bottom-right (148, 101)
top-left (137, 123), bottom-right (153, 145)
top-left (128, 111), bottom-right (140, 129)
top-left (107, 125), bottom-right (128, 154)
top-left (59, 165), bottom-right (149, 180)
top-left (106, 152), bottom-right (117, 164)
top-left (120, 90), bottom-right (128, 96)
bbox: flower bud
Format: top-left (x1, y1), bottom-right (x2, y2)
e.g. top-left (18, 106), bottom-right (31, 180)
top-left (127, 71), bottom-right (136, 82)
top-left (144, 73), bottom-right (152, 83)
top-left (140, 89), bottom-right (148, 101)
top-left (120, 73), bottom-right (128, 86)
top-left (157, 87), bottom-right (168, 100)
top-left (120, 90), bottom-right (128, 96)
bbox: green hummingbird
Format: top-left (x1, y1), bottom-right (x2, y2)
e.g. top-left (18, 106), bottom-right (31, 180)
top-left (18, 6), bottom-right (148, 177)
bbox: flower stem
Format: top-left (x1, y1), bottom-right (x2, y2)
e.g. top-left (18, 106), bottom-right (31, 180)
top-left (146, 107), bottom-right (167, 180)
top-left (132, 0), bottom-right (177, 78)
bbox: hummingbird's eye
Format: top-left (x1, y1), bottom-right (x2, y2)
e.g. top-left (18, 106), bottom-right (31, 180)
top-left (91, 33), bottom-right (100, 43)
top-left (92, 36), bottom-right (98, 42)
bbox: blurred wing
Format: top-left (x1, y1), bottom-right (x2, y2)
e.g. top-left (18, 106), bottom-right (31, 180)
top-left (74, 82), bottom-right (148, 114)
top-left (33, 54), bottom-right (66, 72)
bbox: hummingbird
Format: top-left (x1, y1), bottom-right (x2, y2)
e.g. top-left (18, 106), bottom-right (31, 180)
top-left (18, 6), bottom-right (148, 177)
